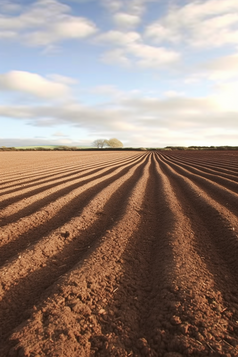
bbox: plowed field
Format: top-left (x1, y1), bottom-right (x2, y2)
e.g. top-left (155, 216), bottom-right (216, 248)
top-left (1, 150), bottom-right (238, 357)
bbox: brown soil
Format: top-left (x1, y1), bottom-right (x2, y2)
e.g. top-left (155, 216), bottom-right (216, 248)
top-left (0, 150), bottom-right (238, 357)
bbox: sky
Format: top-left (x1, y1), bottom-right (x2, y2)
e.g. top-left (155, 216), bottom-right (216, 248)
top-left (0, 0), bottom-right (238, 148)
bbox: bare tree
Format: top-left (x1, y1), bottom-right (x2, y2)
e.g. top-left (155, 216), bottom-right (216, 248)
top-left (105, 138), bottom-right (123, 148)
top-left (93, 139), bottom-right (106, 148)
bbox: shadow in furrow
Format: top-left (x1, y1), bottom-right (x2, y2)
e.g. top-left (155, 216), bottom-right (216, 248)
top-left (159, 154), bottom-right (238, 218)
top-left (161, 154), bottom-right (238, 192)
top-left (0, 154), bottom-right (150, 346)
top-left (0, 164), bottom-right (81, 187)
top-left (0, 162), bottom-right (94, 187)
top-left (0, 156), bottom-right (142, 210)
top-left (0, 155), bottom-right (147, 266)
top-left (94, 154), bottom-right (178, 356)
top-left (166, 153), bottom-right (238, 175)
top-left (0, 165), bottom-right (84, 192)
top-left (0, 155), bottom-right (140, 195)
top-left (158, 156), bottom-right (238, 298)
top-left (158, 156), bottom-right (238, 283)
top-left (0, 155), bottom-right (143, 227)
top-left (163, 153), bottom-right (238, 184)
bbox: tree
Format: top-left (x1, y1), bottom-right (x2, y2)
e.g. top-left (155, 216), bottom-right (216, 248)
top-left (105, 138), bottom-right (123, 148)
top-left (93, 139), bottom-right (107, 148)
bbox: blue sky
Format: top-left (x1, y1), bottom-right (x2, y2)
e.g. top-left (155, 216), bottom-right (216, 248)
top-left (0, 0), bottom-right (238, 147)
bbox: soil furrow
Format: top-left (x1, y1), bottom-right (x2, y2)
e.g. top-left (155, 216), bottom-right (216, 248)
top-left (1, 150), bottom-right (238, 357)
top-left (163, 154), bottom-right (238, 183)
top-left (0, 154), bottom-right (151, 353)
top-left (0, 154), bottom-right (141, 193)
top-left (159, 154), bottom-right (238, 217)
top-left (0, 154), bottom-right (143, 223)
top-left (86, 154), bottom-right (181, 356)
top-left (150, 154), bottom-right (238, 356)
top-left (158, 155), bottom-right (238, 279)
top-left (0, 152), bottom-right (139, 185)
top-left (166, 152), bottom-right (238, 174)
top-left (0, 154), bottom-right (141, 205)
top-left (90, 154), bottom-right (238, 356)
top-left (0, 155), bottom-right (148, 266)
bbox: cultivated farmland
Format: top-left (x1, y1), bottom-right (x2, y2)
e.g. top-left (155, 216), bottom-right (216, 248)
top-left (0, 150), bottom-right (238, 356)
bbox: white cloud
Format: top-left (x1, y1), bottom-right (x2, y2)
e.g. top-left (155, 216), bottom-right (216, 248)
top-left (0, 30), bottom-right (17, 38)
top-left (90, 85), bottom-right (142, 101)
top-left (46, 74), bottom-right (78, 85)
top-left (200, 53), bottom-right (238, 80)
top-left (127, 0), bottom-right (156, 16)
top-left (101, 49), bottom-right (131, 67)
top-left (102, 43), bottom-right (180, 68)
top-left (121, 96), bottom-right (216, 117)
top-left (113, 12), bottom-right (141, 28)
top-left (100, 0), bottom-right (156, 16)
top-left (25, 16), bottom-right (97, 46)
top-left (0, 0), bottom-right (98, 46)
top-left (96, 30), bottom-right (180, 68)
top-left (94, 30), bottom-right (141, 46)
top-left (182, 52), bottom-right (238, 85)
top-left (212, 81), bottom-right (238, 111)
top-left (90, 85), bottom-right (122, 97)
top-left (100, 0), bottom-right (122, 12)
top-left (0, 71), bottom-right (71, 99)
top-left (0, 0), bottom-right (69, 31)
top-left (145, 0), bottom-right (238, 48)
top-left (0, 92), bottom-right (233, 129)
top-left (1, 88), bottom-right (238, 147)
top-left (127, 42), bottom-right (180, 68)
top-left (164, 90), bottom-right (185, 98)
